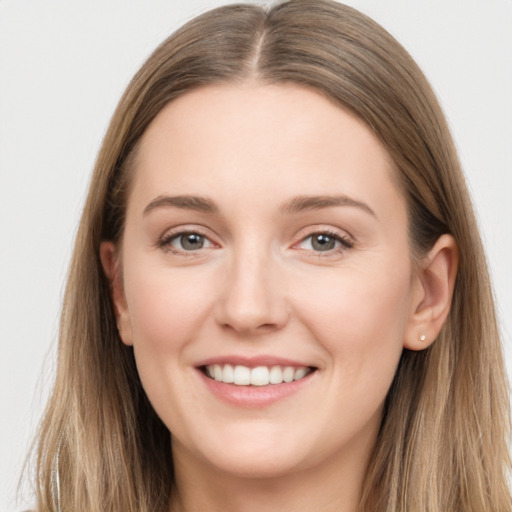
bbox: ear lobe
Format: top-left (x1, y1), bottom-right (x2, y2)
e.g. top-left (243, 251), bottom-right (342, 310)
top-left (404, 234), bottom-right (459, 351)
top-left (99, 241), bottom-right (133, 346)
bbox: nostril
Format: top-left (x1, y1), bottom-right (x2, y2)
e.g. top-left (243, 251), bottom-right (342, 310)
top-left (219, 318), bottom-right (284, 336)
top-left (214, 268), bottom-right (290, 334)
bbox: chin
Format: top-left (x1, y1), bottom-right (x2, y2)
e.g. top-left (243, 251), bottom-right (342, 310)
top-left (179, 424), bottom-right (317, 479)
top-left (203, 448), bottom-right (309, 479)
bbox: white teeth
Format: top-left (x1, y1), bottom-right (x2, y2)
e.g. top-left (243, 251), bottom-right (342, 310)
top-left (283, 366), bottom-right (295, 383)
top-left (269, 365), bottom-right (283, 384)
top-left (250, 366), bottom-right (270, 386)
top-left (205, 364), bottom-right (312, 386)
top-left (213, 364), bottom-right (222, 382)
top-left (294, 367), bottom-right (308, 380)
top-left (223, 363), bottom-right (234, 383)
top-left (233, 365), bottom-right (251, 385)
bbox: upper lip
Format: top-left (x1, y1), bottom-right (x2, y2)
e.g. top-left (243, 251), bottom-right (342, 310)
top-left (195, 355), bottom-right (315, 368)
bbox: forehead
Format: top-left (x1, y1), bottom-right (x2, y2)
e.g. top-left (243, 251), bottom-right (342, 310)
top-left (128, 83), bottom-right (404, 220)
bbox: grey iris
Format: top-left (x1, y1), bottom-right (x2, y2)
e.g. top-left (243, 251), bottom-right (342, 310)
top-left (312, 234), bottom-right (336, 251)
top-left (181, 233), bottom-right (204, 250)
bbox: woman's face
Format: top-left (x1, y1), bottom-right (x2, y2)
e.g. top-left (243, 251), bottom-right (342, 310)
top-left (109, 83), bottom-right (423, 479)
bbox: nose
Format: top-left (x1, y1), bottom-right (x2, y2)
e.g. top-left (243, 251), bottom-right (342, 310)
top-left (214, 247), bottom-right (290, 335)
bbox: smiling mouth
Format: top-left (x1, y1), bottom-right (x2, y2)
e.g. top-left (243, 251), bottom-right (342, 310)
top-left (202, 364), bottom-right (316, 386)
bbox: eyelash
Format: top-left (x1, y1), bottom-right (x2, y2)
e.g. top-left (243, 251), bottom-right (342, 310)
top-left (156, 228), bottom-right (354, 256)
top-left (296, 229), bottom-right (354, 256)
top-left (156, 229), bottom-right (214, 256)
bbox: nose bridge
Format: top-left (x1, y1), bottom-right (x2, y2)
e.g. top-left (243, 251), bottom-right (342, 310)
top-left (216, 237), bottom-right (288, 334)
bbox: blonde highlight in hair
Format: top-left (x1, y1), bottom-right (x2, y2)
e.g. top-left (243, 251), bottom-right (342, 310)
top-left (32, 1), bottom-right (511, 511)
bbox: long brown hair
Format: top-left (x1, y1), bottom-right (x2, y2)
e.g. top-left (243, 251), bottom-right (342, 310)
top-left (33, 1), bottom-right (511, 510)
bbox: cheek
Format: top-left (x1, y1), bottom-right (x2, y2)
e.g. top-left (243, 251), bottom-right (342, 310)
top-left (294, 261), bottom-right (412, 381)
top-left (292, 264), bottom-right (411, 439)
top-left (122, 263), bottom-right (218, 424)
top-left (301, 263), bottom-right (410, 331)
top-left (123, 263), bottom-right (216, 355)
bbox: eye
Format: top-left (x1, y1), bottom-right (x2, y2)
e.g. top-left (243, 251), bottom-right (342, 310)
top-left (175, 233), bottom-right (206, 251)
top-left (159, 231), bottom-right (214, 252)
top-left (297, 231), bottom-right (352, 253)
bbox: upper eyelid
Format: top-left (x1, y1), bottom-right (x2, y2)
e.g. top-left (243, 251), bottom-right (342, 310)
top-left (295, 233), bottom-right (353, 250)
top-left (293, 225), bottom-right (354, 243)
top-left (158, 224), bottom-right (217, 240)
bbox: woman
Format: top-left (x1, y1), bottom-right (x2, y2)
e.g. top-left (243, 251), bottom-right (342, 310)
top-left (31, 1), bottom-right (511, 510)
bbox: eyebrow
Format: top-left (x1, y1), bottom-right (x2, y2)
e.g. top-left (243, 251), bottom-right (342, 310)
top-left (142, 193), bottom-right (376, 218)
top-left (281, 194), bottom-right (376, 217)
top-left (143, 195), bottom-right (219, 215)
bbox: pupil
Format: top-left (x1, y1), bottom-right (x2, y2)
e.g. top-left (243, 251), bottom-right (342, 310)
top-left (182, 233), bottom-right (204, 250)
top-left (312, 234), bottom-right (335, 251)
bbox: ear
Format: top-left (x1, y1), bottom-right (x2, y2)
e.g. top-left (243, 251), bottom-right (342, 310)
top-left (404, 234), bottom-right (459, 350)
top-left (100, 241), bottom-right (133, 346)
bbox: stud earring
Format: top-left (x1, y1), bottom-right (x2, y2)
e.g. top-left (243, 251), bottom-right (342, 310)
top-left (419, 333), bottom-right (426, 342)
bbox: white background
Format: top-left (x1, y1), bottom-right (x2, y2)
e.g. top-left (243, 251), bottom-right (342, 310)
top-left (1, 1), bottom-right (511, 510)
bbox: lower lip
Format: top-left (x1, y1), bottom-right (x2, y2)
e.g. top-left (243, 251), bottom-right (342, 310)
top-left (198, 370), bottom-right (315, 407)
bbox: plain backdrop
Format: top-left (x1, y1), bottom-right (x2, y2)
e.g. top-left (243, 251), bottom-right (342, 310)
top-left (1, 1), bottom-right (511, 510)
